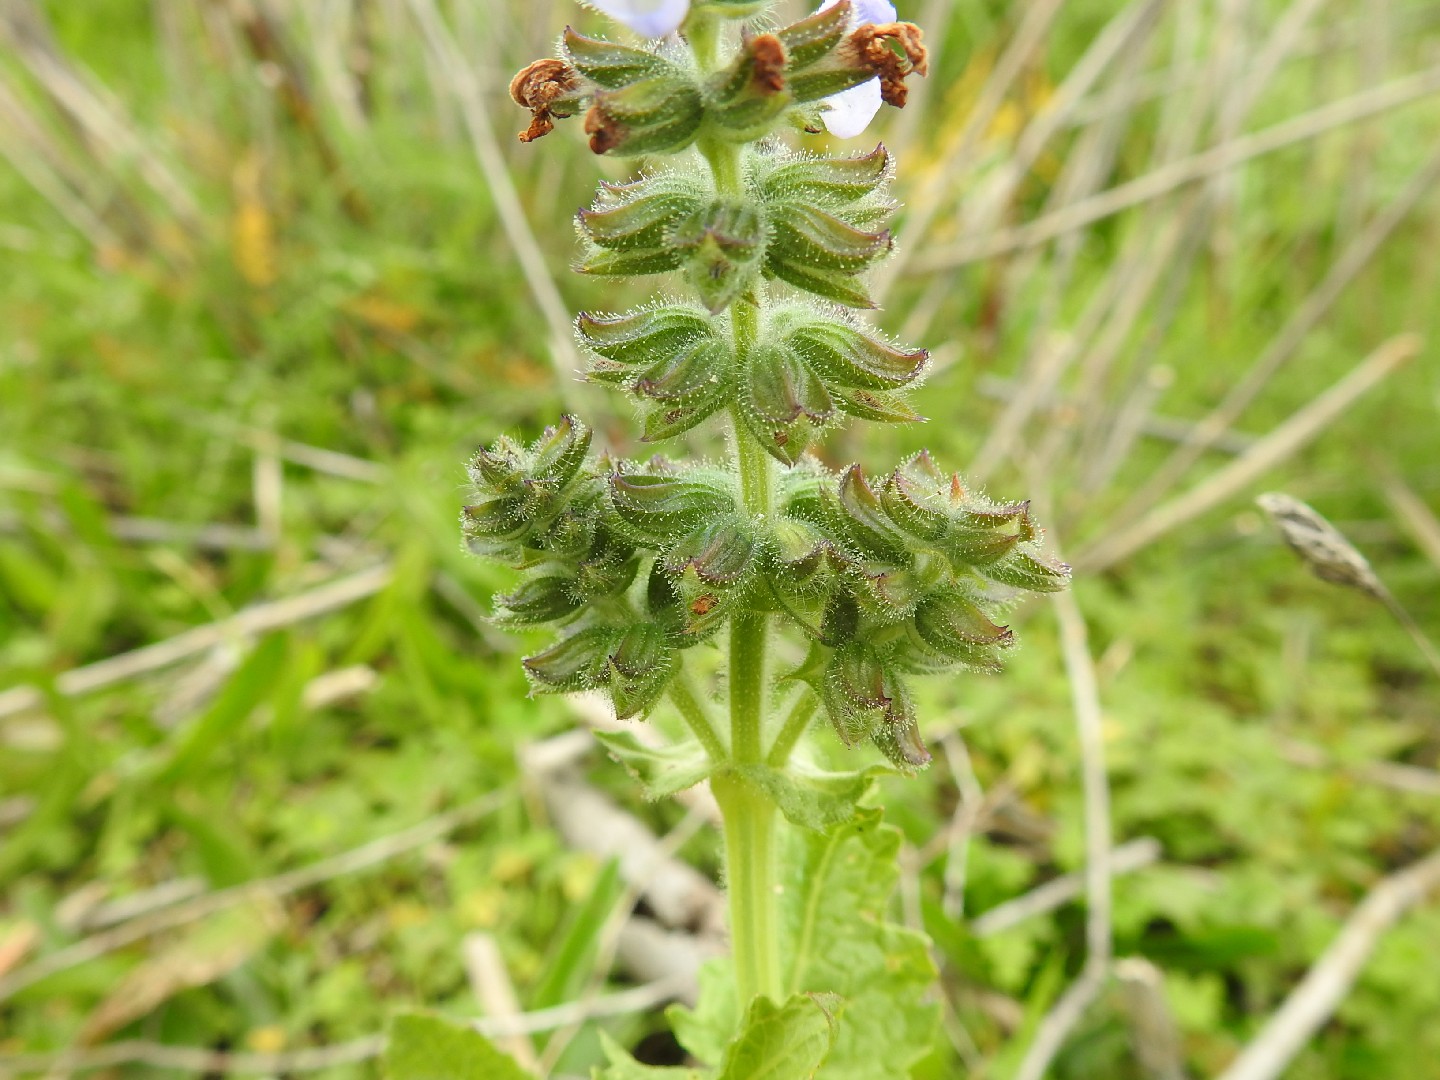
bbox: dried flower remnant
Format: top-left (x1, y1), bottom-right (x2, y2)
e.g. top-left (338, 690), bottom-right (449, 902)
top-left (509, 58), bottom-right (583, 142)
top-left (849, 19), bottom-right (928, 106)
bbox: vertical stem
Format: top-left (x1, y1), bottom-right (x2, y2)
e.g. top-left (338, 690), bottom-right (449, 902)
top-left (729, 614), bottom-right (768, 762)
top-left (712, 771), bottom-right (781, 1007)
top-left (693, 35), bottom-right (783, 1013)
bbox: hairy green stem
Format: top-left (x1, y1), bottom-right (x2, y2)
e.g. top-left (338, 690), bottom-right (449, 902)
top-left (729, 614), bottom-right (768, 763)
top-left (711, 770), bottom-right (781, 1007)
top-left (669, 668), bottom-right (727, 761)
top-left (766, 688), bottom-right (819, 768)
top-left (694, 31), bottom-right (783, 1014)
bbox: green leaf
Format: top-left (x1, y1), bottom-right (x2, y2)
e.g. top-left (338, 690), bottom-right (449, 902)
top-left (729, 764), bottom-right (878, 833)
top-left (530, 857), bottom-right (624, 1011)
top-left (158, 632), bottom-right (290, 784)
top-left (595, 729), bottom-right (712, 800)
top-left (671, 808), bottom-right (936, 1079)
top-left (385, 1013), bottom-right (533, 1080)
top-left (717, 992), bottom-right (842, 1080)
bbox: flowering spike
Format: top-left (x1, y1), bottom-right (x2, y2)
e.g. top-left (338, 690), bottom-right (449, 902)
top-left (478, 0), bottom-right (1065, 786)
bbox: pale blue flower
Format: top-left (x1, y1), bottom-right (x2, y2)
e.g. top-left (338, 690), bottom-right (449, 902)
top-left (817, 0), bottom-right (894, 139)
top-left (588, 0), bottom-right (690, 38)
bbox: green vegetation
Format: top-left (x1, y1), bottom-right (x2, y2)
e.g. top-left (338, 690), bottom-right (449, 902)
top-left (1, 0), bottom-right (1438, 1077)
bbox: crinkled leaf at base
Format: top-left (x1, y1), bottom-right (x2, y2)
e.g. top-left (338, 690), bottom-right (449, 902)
top-left (594, 728), bottom-right (712, 800)
top-left (670, 807), bottom-right (937, 1079)
top-left (717, 992), bottom-right (843, 1080)
top-left (729, 762), bottom-right (885, 833)
top-left (384, 1013), bottom-right (532, 1080)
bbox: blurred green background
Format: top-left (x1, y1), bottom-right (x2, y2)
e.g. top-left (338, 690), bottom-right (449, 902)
top-left (1, 0), bottom-right (1439, 1076)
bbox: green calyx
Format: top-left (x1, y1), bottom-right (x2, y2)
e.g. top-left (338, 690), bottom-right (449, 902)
top-left (465, 418), bottom-right (1069, 748)
top-left (576, 144), bottom-right (896, 313)
top-left (576, 300), bottom-right (926, 461)
top-left (527, 1), bottom-right (918, 157)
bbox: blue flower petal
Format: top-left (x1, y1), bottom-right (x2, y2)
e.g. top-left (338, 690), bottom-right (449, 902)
top-left (852, 0), bottom-right (897, 23)
top-left (822, 77), bottom-right (883, 139)
top-left (588, 0), bottom-right (690, 38)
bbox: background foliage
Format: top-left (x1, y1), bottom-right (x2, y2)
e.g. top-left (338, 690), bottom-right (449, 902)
top-left (1, 0), bottom-right (1438, 1076)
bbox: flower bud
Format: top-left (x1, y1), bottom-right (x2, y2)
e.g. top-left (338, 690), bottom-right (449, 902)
top-left (563, 28), bottom-right (671, 89)
top-left (463, 417), bottom-right (596, 558)
top-left (671, 202), bottom-right (768, 313)
top-left (524, 626), bottom-right (622, 691)
top-left (869, 678), bottom-right (930, 772)
top-left (905, 590), bottom-right (1014, 673)
top-left (844, 559), bottom-right (922, 622)
top-left (632, 337), bottom-right (732, 405)
top-left (765, 517), bottom-right (837, 598)
top-left (763, 202), bottom-right (891, 308)
top-left (607, 622), bottom-right (675, 719)
top-left (666, 515), bottom-right (759, 634)
top-left (824, 465), bottom-right (909, 559)
top-left (577, 305), bottom-right (713, 374)
top-left (608, 471), bottom-right (735, 541)
top-left (777, 1), bottom-right (853, 72)
top-left (757, 144), bottom-right (891, 205)
top-left (579, 188), bottom-right (704, 252)
top-left (461, 497), bottom-right (532, 556)
top-left (529, 414), bottom-right (593, 487)
top-left (818, 590), bottom-right (860, 647)
top-left (820, 641), bottom-right (890, 746)
top-left (495, 574), bottom-right (585, 625)
top-left (739, 341), bottom-right (835, 464)
top-left (577, 303), bottom-right (731, 434)
top-left (585, 76), bottom-right (705, 157)
top-left (704, 34), bottom-right (793, 142)
top-left (570, 547), bottom-right (641, 600)
top-left (772, 204), bottom-right (892, 272)
top-left (776, 305), bottom-right (926, 390)
top-left (666, 514), bottom-right (758, 586)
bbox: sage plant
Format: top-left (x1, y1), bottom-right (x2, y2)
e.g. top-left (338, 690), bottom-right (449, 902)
top-left (465, 0), bottom-right (1069, 1071)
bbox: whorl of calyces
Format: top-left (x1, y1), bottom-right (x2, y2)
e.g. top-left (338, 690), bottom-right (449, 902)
top-left (468, 0), bottom-right (1068, 771)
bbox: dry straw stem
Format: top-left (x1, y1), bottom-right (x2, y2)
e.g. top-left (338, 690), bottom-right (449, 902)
top-left (1381, 467), bottom-right (1440, 572)
top-left (463, 932), bottom-right (542, 1071)
top-left (970, 836), bottom-right (1163, 938)
top-left (0, 563), bottom-right (393, 722)
top-left (1115, 957), bottom-right (1188, 1080)
top-left (1277, 738), bottom-right (1440, 799)
top-left (1078, 334), bottom-right (1423, 573)
top-left (0, 0), bottom-right (200, 225)
top-left (910, 63), bottom-right (1440, 271)
top-left (940, 733), bottom-right (985, 920)
top-left (875, 0), bottom-right (1068, 302)
top-left (0, 975), bottom-right (689, 1078)
top-left (1013, 586), bottom-right (1115, 1080)
top-left (1110, 143), bottom-right (1440, 527)
top-left (1216, 845), bottom-right (1440, 1080)
top-left (958, 0), bottom-right (1171, 241)
top-left (403, 0), bottom-right (581, 403)
top-left (0, 75), bottom-right (119, 246)
top-left (973, 374), bottom-right (1257, 454)
top-left (0, 786), bottom-right (511, 1004)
